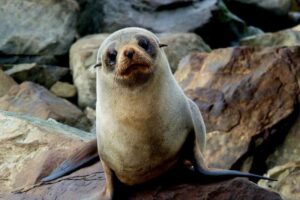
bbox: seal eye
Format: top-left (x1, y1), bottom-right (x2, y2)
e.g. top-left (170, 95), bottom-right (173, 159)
top-left (138, 37), bottom-right (150, 51)
top-left (137, 35), bottom-right (156, 58)
top-left (107, 50), bottom-right (117, 65)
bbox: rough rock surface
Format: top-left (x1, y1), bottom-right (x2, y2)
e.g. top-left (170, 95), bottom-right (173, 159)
top-left (102, 0), bottom-right (217, 33)
top-left (5, 63), bottom-right (69, 88)
top-left (70, 33), bottom-right (210, 107)
top-left (240, 25), bottom-right (300, 47)
top-left (106, 0), bottom-right (256, 48)
top-left (50, 81), bottom-right (77, 98)
top-left (0, 0), bottom-right (78, 64)
top-left (0, 69), bottom-right (17, 97)
top-left (3, 164), bottom-right (283, 200)
top-left (175, 46), bottom-right (300, 169)
top-left (0, 82), bottom-right (89, 130)
top-left (259, 161), bottom-right (300, 200)
top-left (0, 110), bottom-right (94, 194)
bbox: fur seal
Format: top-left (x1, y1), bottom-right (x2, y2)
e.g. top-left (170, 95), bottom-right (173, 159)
top-left (42, 27), bottom-right (274, 199)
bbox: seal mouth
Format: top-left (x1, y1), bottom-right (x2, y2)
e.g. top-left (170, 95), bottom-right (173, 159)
top-left (119, 63), bottom-right (151, 77)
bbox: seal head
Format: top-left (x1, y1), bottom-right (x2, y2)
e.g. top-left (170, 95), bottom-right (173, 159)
top-left (96, 27), bottom-right (166, 87)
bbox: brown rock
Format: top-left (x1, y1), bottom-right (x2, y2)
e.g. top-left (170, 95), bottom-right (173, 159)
top-left (0, 81), bottom-right (90, 130)
top-left (0, 110), bottom-right (94, 194)
top-left (0, 69), bottom-right (17, 97)
top-left (0, 111), bottom-right (282, 200)
top-left (175, 46), bottom-right (300, 169)
top-left (3, 164), bottom-right (282, 200)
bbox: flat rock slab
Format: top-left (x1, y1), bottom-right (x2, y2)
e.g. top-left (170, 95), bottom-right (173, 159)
top-left (0, 81), bottom-right (90, 130)
top-left (3, 163), bottom-right (282, 200)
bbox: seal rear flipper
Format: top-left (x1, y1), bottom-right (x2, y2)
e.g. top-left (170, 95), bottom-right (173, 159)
top-left (193, 163), bottom-right (276, 181)
top-left (187, 99), bottom-right (275, 181)
top-left (192, 133), bottom-right (276, 181)
top-left (41, 139), bottom-right (99, 182)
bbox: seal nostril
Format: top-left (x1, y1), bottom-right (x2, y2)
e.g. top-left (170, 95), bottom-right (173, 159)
top-left (125, 50), bottom-right (134, 59)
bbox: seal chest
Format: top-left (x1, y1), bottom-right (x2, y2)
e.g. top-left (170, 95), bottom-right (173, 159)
top-left (97, 80), bottom-right (191, 185)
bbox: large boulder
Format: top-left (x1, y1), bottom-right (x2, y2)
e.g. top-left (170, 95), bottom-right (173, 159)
top-left (240, 25), bottom-right (300, 47)
top-left (101, 0), bottom-right (217, 33)
top-left (175, 46), bottom-right (300, 170)
top-left (0, 0), bottom-right (78, 64)
top-left (0, 111), bottom-right (282, 200)
top-left (75, 0), bottom-right (256, 48)
top-left (0, 69), bottom-right (17, 97)
top-left (0, 110), bottom-right (94, 194)
top-left (0, 82), bottom-right (90, 130)
top-left (70, 33), bottom-right (210, 108)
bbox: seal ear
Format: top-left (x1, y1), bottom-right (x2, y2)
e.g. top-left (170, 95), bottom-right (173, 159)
top-left (159, 44), bottom-right (168, 48)
top-left (88, 62), bottom-right (102, 73)
top-left (92, 62), bottom-right (102, 68)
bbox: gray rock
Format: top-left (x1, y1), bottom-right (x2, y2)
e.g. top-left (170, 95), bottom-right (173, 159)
top-left (102, 0), bottom-right (253, 47)
top-left (0, 69), bottom-right (17, 97)
top-left (0, 55), bottom-right (58, 66)
top-left (70, 33), bottom-right (210, 108)
top-left (5, 63), bottom-right (69, 88)
top-left (0, 0), bottom-right (78, 56)
top-left (76, 0), bottom-right (104, 36)
top-left (101, 0), bottom-right (217, 33)
top-left (226, 0), bottom-right (291, 16)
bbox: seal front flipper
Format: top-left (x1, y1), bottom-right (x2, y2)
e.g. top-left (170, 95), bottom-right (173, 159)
top-left (41, 139), bottom-right (99, 182)
top-left (187, 99), bottom-right (276, 181)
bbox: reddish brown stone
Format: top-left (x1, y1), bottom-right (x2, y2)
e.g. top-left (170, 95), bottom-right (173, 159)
top-left (0, 81), bottom-right (90, 130)
top-left (175, 46), bottom-right (300, 169)
top-left (3, 163), bottom-right (282, 200)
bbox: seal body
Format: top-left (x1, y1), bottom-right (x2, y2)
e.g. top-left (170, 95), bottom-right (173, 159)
top-left (95, 28), bottom-right (195, 185)
top-left (96, 65), bottom-right (192, 185)
top-left (41, 27), bottom-right (273, 200)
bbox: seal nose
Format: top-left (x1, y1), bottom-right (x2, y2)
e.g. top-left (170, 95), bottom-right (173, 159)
top-left (124, 49), bottom-right (135, 59)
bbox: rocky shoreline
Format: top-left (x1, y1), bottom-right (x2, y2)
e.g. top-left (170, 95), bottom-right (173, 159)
top-left (1, 0), bottom-right (299, 199)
